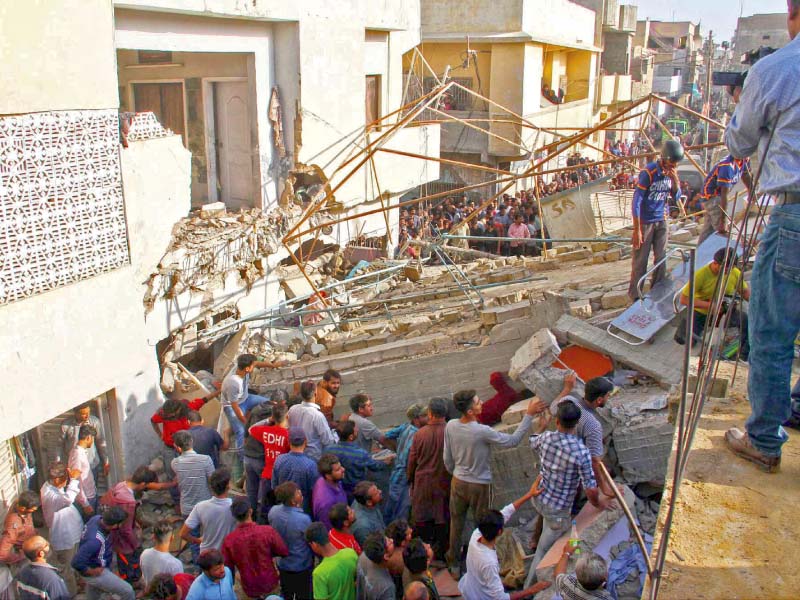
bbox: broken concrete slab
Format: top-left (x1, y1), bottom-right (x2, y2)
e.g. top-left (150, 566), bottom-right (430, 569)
top-left (554, 315), bottom-right (683, 384)
top-left (200, 201), bottom-right (226, 218)
top-left (569, 299), bottom-right (592, 319)
top-left (392, 315), bottom-right (431, 333)
top-left (480, 299), bottom-right (532, 326)
top-left (213, 326), bottom-right (248, 380)
top-left (508, 329), bottom-right (580, 404)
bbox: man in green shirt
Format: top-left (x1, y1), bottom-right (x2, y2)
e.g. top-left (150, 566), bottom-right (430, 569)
top-left (678, 248), bottom-right (750, 360)
top-left (306, 522), bottom-right (357, 600)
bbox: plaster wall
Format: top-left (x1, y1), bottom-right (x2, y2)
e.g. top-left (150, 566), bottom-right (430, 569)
top-left (0, 0), bottom-right (118, 114)
top-left (520, 0), bottom-right (596, 48)
top-left (421, 0), bottom-right (522, 34)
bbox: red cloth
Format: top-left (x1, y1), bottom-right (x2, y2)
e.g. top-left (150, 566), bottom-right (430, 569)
top-left (221, 522), bottom-right (288, 597)
top-left (150, 398), bottom-right (205, 446)
top-left (477, 372), bottom-right (522, 426)
top-left (328, 529), bottom-right (362, 555)
top-left (100, 482), bottom-right (140, 554)
top-left (173, 573), bottom-right (196, 599)
top-left (248, 424), bottom-right (290, 478)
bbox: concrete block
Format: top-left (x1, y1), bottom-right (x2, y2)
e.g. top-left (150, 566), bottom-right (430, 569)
top-left (600, 289), bottom-right (630, 309)
top-left (309, 342), bottom-right (326, 356)
top-left (602, 248), bottom-right (622, 262)
top-left (591, 254), bottom-right (606, 264)
top-left (342, 335), bottom-right (370, 352)
top-left (435, 308), bottom-right (462, 324)
top-left (481, 300), bottom-right (531, 326)
top-left (393, 315), bottom-right (431, 333)
top-left (687, 375), bottom-right (729, 398)
top-left (488, 271), bottom-right (515, 283)
top-left (671, 228), bottom-right (693, 242)
top-left (611, 414), bottom-right (674, 484)
top-left (200, 201), bottom-right (226, 218)
top-left (366, 332), bottom-right (394, 347)
top-left (213, 326), bottom-right (248, 380)
top-left (557, 249), bottom-right (592, 262)
top-left (509, 328), bottom-right (560, 379)
top-left (591, 242), bottom-right (610, 252)
top-left (569, 299), bottom-right (592, 319)
top-left (500, 401), bottom-right (529, 425)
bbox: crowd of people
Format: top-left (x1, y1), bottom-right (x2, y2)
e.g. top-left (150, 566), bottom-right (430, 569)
top-left (1, 354), bottom-right (622, 600)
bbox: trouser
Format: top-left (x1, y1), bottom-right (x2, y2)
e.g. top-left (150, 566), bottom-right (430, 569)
top-left (523, 496), bottom-right (572, 587)
top-left (628, 220), bottom-right (668, 300)
top-left (187, 525), bottom-right (201, 563)
top-left (279, 568), bottom-right (313, 600)
top-left (677, 307), bottom-right (750, 359)
top-left (745, 204), bottom-right (800, 457)
top-left (414, 521), bottom-right (449, 562)
top-left (697, 198), bottom-right (724, 245)
top-left (82, 568), bottom-right (135, 600)
top-left (116, 547), bottom-right (142, 583)
top-left (52, 545), bottom-right (78, 596)
top-left (383, 477), bottom-right (410, 523)
top-left (446, 478), bottom-right (491, 567)
top-left (224, 394), bottom-right (269, 460)
top-left (161, 445), bottom-right (180, 504)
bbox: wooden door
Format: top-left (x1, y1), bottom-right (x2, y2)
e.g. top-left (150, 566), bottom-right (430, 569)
top-left (214, 81), bottom-right (253, 209)
top-left (132, 82), bottom-right (186, 145)
top-left (366, 75), bottom-right (381, 126)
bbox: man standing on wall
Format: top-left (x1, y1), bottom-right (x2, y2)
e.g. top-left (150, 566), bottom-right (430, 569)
top-left (628, 141), bottom-right (684, 301)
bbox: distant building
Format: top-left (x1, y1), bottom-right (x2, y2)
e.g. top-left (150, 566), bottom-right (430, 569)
top-left (733, 13), bottom-right (790, 62)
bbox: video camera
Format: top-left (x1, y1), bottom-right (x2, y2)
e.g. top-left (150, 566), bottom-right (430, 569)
top-left (712, 46), bottom-right (777, 91)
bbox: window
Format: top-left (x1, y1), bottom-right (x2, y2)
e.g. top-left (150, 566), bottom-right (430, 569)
top-left (366, 75), bottom-right (381, 126)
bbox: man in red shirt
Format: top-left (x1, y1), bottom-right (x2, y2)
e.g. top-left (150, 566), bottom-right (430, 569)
top-left (221, 497), bottom-right (288, 598)
top-left (248, 405), bottom-right (290, 522)
top-left (326, 503), bottom-right (361, 555)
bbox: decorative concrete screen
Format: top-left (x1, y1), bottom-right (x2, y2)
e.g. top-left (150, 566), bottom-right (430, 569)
top-left (0, 109), bottom-right (130, 304)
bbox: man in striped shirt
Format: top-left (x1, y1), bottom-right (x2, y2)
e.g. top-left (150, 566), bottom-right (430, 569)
top-left (171, 431), bottom-right (214, 518)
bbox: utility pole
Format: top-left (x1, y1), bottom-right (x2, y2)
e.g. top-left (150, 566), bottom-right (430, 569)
top-left (703, 30), bottom-right (714, 170)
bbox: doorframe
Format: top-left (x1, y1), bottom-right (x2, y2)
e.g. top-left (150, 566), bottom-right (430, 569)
top-left (202, 77), bottom-right (249, 205)
top-left (128, 79), bottom-right (189, 146)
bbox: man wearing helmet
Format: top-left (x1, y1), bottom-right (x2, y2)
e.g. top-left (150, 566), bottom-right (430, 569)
top-left (628, 140), bottom-right (684, 301)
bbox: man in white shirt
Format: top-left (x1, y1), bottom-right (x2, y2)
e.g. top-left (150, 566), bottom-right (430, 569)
top-left (287, 381), bottom-right (337, 461)
top-left (67, 424), bottom-right (98, 513)
top-left (458, 480), bottom-right (551, 600)
top-left (39, 462), bottom-right (84, 596)
top-left (221, 353), bottom-right (286, 459)
top-left (140, 520), bottom-right (183, 587)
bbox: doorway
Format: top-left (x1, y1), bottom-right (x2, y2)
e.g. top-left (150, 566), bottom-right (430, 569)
top-left (132, 81), bottom-right (187, 146)
top-left (212, 80), bottom-right (254, 209)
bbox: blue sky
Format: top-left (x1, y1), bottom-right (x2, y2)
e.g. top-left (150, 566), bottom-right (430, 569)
top-left (631, 0), bottom-right (789, 42)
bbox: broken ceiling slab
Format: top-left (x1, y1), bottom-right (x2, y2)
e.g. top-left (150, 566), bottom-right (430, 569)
top-left (509, 328), bottom-right (584, 404)
top-left (213, 325), bottom-right (248, 380)
top-left (553, 314), bottom-right (683, 385)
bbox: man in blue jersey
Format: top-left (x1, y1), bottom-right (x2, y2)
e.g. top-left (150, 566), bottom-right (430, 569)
top-left (697, 155), bottom-right (752, 244)
top-left (628, 140), bottom-right (684, 300)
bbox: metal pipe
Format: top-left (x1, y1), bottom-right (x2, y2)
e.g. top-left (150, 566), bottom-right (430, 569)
top-left (442, 234), bottom-right (626, 243)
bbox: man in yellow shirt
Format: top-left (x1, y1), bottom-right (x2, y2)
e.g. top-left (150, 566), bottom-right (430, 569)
top-left (678, 248), bottom-right (750, 360)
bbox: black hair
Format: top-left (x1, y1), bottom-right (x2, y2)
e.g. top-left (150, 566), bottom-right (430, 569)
top-left (322, 369), bottom-right (341, 382)
top-left (172, 430), bottom-right (193, 451)
top-left (318, 453), bottom-right (341, 477)
top-left (585, 377), bottom-right (614, 404)
top-left (477, 509), bottom-right (505, 542)
top-left (349, 394), bottom-right (370, 413)
top-left (453, 390), bottom-right (477, 415)
top-left (328, 503), bottom-right (350, 530)
top-left (161, 398), bottom-right (189, 421)
top-left (130, 466), bottom-right (157, 485)
top-left (145, 573), bottom-right (178, 600)
top-left (338, 420), bottom-right (356, 441)
top-left (208, 467), bottom-right (231, 496)
top-left (78, 424), bottom-right (97, 440)
top-left (230, 496), bottom-right (251, 522)
top-left (274, 481), bottom-right (299, 506)
top-left (362, 531), bottom-right (388, 564)
top-left (300, 381), bottom-right (316, 401)
top-left (197, 549), bottom-right (224, 571)
top-left (557, 401), bottom-right (581, 429)
top-left (304, 522), bottom-right (329, 546)
top-left (713, 248), bottom-right (738, 269)
top-left (102, 506), bottom-right (128, 527)
top-left (48, 461), bottom-right (67, 481)
top-left (386, 519), bottom-right (410, 547)
top-left (402, 538), bottom-right (429, 574)
top-left (271, 404), bottom-right (287, 424)
top-left (17, 491), bottom-right (40, 510)
top-left (237, 354), bottom-right (257, 370)
top-left (152, 520), bottom-right (174, 544)
top-left (428, 398), bottom-right (448, 418)
top-left (353, 481), bottom-right (375, 506)
top-left (187, 410), bottom-right (202, 422)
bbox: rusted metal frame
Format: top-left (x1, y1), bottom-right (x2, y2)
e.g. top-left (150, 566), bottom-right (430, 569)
top-left (401, 50), bottom-right (417, 109)
top-left (285, 172), bottom-right (522, 243)
top-left (649, 110), bottom-right (707, 178)
top-left (283, 83), bottom-right (453, 242)
top-left (656, 95), bottom-right (726, 130)
top-left (538, 107), bottom-right (650, 154)
top-left (428, 105), bottom-right (532, 153)
top-left (365, 131), bottom-right (393, 247)
top-left (284, 242), bottom-right (334, 315)
top-left (376, 147), bottom-right (514, 176)
top-left (451, 81), bottom-right (543, 132)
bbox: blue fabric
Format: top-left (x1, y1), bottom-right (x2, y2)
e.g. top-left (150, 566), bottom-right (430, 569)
top-left (745, 204), bottom-right (800, 456)
top-left (383, 422), bottom-right (417, 522)
top-left (790, 377), bottom-right (800, 418)
top-left (326, 441), bottom-right (388, 496)
top-left (72, 515), bottom-right (113, 573)
top-left (185, 567), bottom-right (236, 600)
top-left (225, 394), bottom-right (269, 459)
top-left (271, 451), bottom-right (319, 516)
top-left (267, 505), bottom-right (314, 572)
top-left (632, 162), bottom-right (678, 223)
top-left (700, 155), bottom-right (749, 198)
top-left (725, 34), bottom-right (800, 194)
top-left (606, 533), bottom-right (653, 600)
top-left (529, 431), bottom-right (597, 510)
